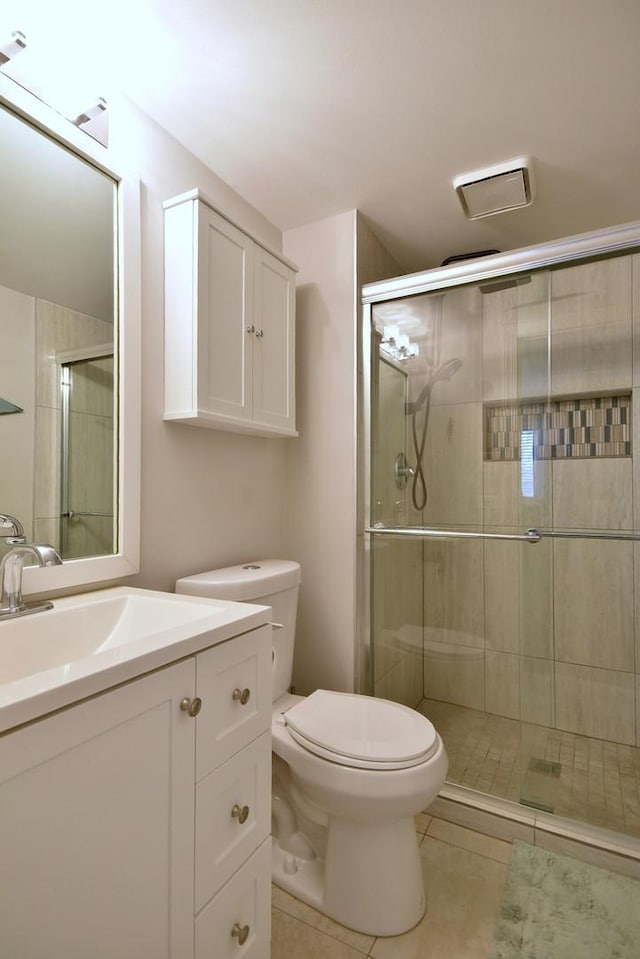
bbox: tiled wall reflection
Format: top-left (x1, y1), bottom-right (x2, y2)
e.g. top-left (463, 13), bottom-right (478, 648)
top-left (33, 299), bottom-right (114, 555)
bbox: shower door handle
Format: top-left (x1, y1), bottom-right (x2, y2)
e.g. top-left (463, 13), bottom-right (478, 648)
top-left (366, 525), bottom-right (541, 544)
top-left (367, 526), bottom-right (640, 544)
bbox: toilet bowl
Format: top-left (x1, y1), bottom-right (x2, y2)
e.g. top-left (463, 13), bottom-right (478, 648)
top-left (176, 560), bottom-right (448, 936)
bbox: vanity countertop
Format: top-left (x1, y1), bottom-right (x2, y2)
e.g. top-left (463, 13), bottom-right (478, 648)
top-left (0, 586), bottom-right (270, 734)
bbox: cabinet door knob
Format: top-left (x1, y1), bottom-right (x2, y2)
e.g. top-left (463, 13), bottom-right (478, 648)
top-left (255, 329), bottom-right (264, 337)
top-left (179, 696), bottom-right (202, 717)
top-left (245, 325), bottom-right (255, 334)
top-left (232, 687), bottom-right (251, 705)
top-left (231, 803), bottom-right (250, 824)
top-left (231, 922), bottom-right (250, 945)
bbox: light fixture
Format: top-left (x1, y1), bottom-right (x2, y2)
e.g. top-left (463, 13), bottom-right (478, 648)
top-left (0, 30), bottom-right (27, 67)
top-left (380, 326), bottom-right (419, 363)
top-left (453, 156), bottom-right (535, 219)
top-left (73, 96), bottom-right (107, 127)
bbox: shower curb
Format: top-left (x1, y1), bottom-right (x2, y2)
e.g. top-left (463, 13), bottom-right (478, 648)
top-left (430, 784), bottom-right (640, 882)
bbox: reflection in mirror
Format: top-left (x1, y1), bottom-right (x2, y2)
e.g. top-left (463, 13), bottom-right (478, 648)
top-left (0, 98), bottom-right (117, 560)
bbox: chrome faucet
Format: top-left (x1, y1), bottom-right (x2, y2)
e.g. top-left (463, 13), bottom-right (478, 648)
top-left (0, 541), bottom-right (63, 620)
top-left (0, 513), bottom-right (27, 545)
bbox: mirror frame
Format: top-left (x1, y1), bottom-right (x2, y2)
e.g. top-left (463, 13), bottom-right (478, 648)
top-left (0, 74), bottom-right (141, 595)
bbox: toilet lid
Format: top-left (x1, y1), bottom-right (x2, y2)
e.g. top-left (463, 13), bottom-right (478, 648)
top-left (284, 690), bottom-right (438, 770)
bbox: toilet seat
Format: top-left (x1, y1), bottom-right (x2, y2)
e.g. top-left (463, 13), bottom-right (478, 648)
top-left (283, 690), bottom-right (438, 770)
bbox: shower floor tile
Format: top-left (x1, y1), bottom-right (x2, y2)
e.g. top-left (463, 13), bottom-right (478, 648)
top-left (419, 698), bottom-right (640, 839)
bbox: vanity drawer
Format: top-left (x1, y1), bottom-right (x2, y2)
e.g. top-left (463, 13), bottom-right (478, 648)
top-left (196, 625), bottom-right (271, 780)
top-left (195, 838), bottom-right (271, 959)
top-left (195, 730), bottom-right (271, 910)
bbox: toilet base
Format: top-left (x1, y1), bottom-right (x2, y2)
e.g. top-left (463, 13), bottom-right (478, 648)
top-left (272, 814), bottom-right (426, 937)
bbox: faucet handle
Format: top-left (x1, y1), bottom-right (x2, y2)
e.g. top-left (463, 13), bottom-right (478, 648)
top-left (0, 514), bottom-right (25, 541)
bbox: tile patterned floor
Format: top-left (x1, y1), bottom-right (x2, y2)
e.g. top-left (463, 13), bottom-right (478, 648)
top-left (271, 817), bottom-right (510, 959)
top-left (419, 698), bottom-right (640, 838)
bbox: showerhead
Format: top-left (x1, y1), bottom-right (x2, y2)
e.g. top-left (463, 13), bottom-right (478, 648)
top-left (406, 357), bottom-right (463, 414)
top-left (479, 276), bottom-right (531, 294)
top-left (433, 357), bottom-right (463, 383)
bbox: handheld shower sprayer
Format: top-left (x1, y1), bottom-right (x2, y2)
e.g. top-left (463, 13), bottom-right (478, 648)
top-left (407, 356), bottom-right (463, 511)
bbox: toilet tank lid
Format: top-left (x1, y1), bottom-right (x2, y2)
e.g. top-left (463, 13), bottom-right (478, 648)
top-left (175, 559), bottom-right (301, 601)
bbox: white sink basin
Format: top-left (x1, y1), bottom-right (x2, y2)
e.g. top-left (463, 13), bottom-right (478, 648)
top-left (0, 586), bottom-right (270, 732)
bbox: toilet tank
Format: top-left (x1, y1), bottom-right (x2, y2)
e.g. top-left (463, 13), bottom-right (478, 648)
top-left (175, 560), bottom-right (301, 702)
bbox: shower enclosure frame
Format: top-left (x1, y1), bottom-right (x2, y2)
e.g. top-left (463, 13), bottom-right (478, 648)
top-left (359, 218), bottom-right (640, 856)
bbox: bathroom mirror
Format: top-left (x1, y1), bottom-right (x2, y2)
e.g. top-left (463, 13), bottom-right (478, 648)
top-left (0, 75), bottom-right (140, 594)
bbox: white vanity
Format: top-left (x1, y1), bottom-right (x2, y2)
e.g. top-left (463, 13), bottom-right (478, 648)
top-left (0, 587), bottom-right (273, 958)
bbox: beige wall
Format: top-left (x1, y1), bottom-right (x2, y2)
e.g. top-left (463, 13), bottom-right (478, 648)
top-left (281, 212), bottom-right (402, 695)
top-left (282, 211), bottom-right (358, 694)
top-left (107, 97), bottom-right (290, 592)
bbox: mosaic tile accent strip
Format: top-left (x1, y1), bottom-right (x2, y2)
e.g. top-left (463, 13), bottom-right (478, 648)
top-left (485, 394), bottom-right (631, 461)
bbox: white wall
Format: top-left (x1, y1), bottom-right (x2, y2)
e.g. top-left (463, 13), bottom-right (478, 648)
top-left (282, 212), bottom-right (358, 693)
top-left (106, 98), bottom-right (291, 592)
top-left (282, 213), bottom-right (402, 696)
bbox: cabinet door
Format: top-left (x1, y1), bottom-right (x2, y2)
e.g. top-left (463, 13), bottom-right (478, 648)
top-left (200, 204), bottom-right (254, 423)
top-left (252, 246), bottom-right (296, 434)
top-left (0, 660), bottom-right (196, 959)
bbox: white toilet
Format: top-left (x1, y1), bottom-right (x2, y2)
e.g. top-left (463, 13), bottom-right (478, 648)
top-left (176, 560), bottom-right (448, 937)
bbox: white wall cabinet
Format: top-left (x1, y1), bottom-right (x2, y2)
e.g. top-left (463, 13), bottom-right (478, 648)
top-left (0, 624), bottom-right (272, 959)
top-left (164, 189), bottom-right (298, 437)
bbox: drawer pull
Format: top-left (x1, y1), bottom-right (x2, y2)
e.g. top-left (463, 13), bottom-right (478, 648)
top-left (231, 922), bottom-right (250, 945)
top-left (179, 696), bottom-right (202, 717)
top-left (231, 803), bottom-right (250, 824)
top-left (232, 687), bottom-right (251, 705)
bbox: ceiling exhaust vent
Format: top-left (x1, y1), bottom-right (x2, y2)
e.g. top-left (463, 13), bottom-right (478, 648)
top-left (453, 156), bottom-right (535, 219)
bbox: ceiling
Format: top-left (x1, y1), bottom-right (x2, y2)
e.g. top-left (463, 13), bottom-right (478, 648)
top-left (6, 0), bottom-right (640, 273)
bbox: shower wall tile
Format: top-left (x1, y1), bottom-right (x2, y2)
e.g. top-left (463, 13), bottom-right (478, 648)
top-left (35, 299), bottom-right (113, 409)
top-left (423, 640), bottom-right (485, 711)
top-left (484, 540), bottom-right (519, 654)
top-left (520, 656), bottom-right (554, 727)
top-left (423, 402), bottom-right (483, 526)
top-left (85, 414), bottom-right (115, 513)
top-left (552, 458), bottom-right (633, 530)
top-left (633, 541), bottom-right (640, 677)
top-left (483, 536), bottom-right (553, 661)
top-left (485, 650), bottom-right (520, 720)
top-left (632, 388), bottom-right (640, 531)
top-left (33, 517), bottom-right (60, 551)
top-left (482, 272), bottom-right (549, 403)
top-left (374, 627), bottom-right (423, 709)
top-left (632, 254), bottom-right (640, 386)
top-left (483, 460), bottom-right (551, 528)
top-left (372, 357), bottom-right (408, 525)
top-left (554, 539), bottom-right (634, 671)
top-left (72, 356), bottom-right (114, 417)
top-left (83, 515), bottom-right (114, 558)
top-left (371, 537), bottom-right (422, 650)
top-left (428, 286), bottom-right (483, 406)
top-left (519, 537), bottom-right (554, 660)
top-left (423, 539), bottom-right (484, 649)
top-left (550, 257), bottom-right (632, 396)
top-left (33, 405), bottom-right (61, 521)
top-left (554, 662), bottom-right (635, 745)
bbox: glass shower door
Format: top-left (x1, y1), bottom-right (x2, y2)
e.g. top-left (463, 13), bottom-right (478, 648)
top-left (368, 247), bottom-right (640, 835)
top-left (60, 354), bottom-right (116, 559)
